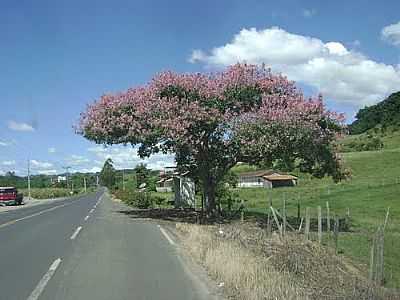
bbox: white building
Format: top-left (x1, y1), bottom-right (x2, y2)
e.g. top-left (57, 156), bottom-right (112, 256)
top-left (57, 176), bottom-right (67, 183)
top-left (238, 170), bottom-right (297, 189)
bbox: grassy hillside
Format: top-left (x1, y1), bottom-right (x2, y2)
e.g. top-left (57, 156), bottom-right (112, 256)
top-left (234, 131), bottom-right (400, 288)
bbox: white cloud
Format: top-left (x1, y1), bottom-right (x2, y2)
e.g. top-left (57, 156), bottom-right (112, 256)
top-left (7, 120), bottom-right (35, 132)
top-left (48, 147), bottom-right (56, 153)
top-left (88, 146), bottom-right (175, 170)
top-left (67, 155), bottom-right (90, 166)
top-left (382, 21), bottom-right (400, 46)
top-left (189, 27), bottom-right (400, 107)
top-left (30, 160), bottom-right (53, 169)
top-left (302, 9), bottom-right (317, 18)
top-left (0, 141), bottom-right (10, 146)
top-left (37, 169), bottom-right (57, 175)
top-left (188, 49), bottom-right (208, 64)
top-left (2, 160), bottom-right (16, 166)
top-left (75, 167), bottom-right (102, 174)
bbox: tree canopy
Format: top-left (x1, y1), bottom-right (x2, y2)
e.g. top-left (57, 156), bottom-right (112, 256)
top-left (78, 64), bottom-right (344, 213)
top-left (350, 91), bottom-right (400, 134)
top-left (99, 158), bottom-right (116, 189)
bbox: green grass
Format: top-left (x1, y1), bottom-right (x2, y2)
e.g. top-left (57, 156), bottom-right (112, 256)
top-left (234, 132), bottom-right (400, 288)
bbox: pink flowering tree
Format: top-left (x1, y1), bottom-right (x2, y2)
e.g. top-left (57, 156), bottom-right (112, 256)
top-left (78, 64), bottom-right (344, 214)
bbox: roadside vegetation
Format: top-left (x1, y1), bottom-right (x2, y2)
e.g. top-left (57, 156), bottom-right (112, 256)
top-left (18, 187), bottom-right (95, 200)
top-left (177, 223), bottom-right (395, 300)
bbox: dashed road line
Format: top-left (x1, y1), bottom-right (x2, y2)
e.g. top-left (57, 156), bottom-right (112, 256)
top-left (89, 208), bottom-right (95, 214)
top-left (84, 215), bottom-right (90, 221)
top-left (0, 203), bottom-right (70, 229)
top-left (27, 258), bottom-right (62, 300)
top-left (70, 226), bottom-right (82, 240)
top-left (158, 225), bottom-right (176, 246)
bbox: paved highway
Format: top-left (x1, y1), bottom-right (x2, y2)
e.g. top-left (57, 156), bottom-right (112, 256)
top-left (0, 189), bottom-right (216, 300)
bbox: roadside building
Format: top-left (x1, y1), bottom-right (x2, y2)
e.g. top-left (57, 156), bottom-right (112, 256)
top-left (57, 176), bottom-right (67, 183)
top-left (156, 177), bottom-right (174, 193)
top-left (237, 170), bottom-right (297, 188)
top-left (172, 171), bottom-right (195, 208)
top-left (156, 169), bottom-right (196, 207)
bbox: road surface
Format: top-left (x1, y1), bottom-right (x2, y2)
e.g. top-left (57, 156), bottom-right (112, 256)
top-left (0, 189), bottom-right (216, 300)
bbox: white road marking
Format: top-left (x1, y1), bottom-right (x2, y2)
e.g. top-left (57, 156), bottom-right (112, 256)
top-left (27, 258), bottom-right (62, 300)
top-left (89, 208), bottom-right (94, 214)
top-left (84, 215), bottom-right (90, 221)
top-left (158, 225), bottom-right (176, 246)
top-left (70, 226), bottom-right (82, 240)
top-left (0, 203), bottom-right (69, 229)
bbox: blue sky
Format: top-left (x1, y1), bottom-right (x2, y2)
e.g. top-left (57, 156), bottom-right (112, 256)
top-left (1, 0), bottom-right (400, 175)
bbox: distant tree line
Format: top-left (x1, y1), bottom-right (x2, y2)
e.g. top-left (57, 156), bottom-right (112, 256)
top-left (350, 91), bottom-right (400, 134)
top-left (0, 171), bottom-right (98, 190)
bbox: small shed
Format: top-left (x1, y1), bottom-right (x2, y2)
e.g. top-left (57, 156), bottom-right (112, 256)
top-left (238, 170), bottom-right (297, 188)
top-left (156, 178), bottom-right (174, 193)
top-left (173, 172), bottom-right (195, 208)
top-left (156, 170), bottom-right (196, 207)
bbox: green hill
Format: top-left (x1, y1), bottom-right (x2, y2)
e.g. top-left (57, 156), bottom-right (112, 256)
top-left (349, 91), bottom-right (400, 134)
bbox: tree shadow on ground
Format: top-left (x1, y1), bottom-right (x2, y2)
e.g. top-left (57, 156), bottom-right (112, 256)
top-left (116, 207), bottom-right (351, 231)
top-left (116, 208), bottom-right (244, 225)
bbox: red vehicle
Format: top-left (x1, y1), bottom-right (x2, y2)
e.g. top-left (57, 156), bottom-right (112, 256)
top-left (0, 187), bottom-right (24, 206)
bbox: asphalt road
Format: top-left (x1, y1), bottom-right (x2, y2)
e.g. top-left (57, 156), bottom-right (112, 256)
top-left (0, 189), bottom-right (216, 300)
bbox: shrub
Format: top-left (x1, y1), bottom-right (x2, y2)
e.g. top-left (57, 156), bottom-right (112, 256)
top-left (154, 196), bottom-right (165, 208)
top-left (114, 189), bottom-right (155, 209)
top-left (20, 188), bottom-right (73, 199)
top-left (341, 135), bottom-right (384, 152)
top-left (135, 192), bottom-right (154, 209)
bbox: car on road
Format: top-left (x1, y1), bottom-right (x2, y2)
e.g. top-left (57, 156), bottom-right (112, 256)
top-left (0, 187), bottom-right (24, 206)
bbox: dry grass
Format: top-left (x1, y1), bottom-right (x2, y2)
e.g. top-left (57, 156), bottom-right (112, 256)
top-left (176, 223), bottom-right (399, 300)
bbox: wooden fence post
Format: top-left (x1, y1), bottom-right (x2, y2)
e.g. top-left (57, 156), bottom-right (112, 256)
top-left (297, 194), bottom-right (301, 222)
top-left (269, 193), bottom-right (272, 209)
top-left (333, 216), bottom-right (339, 254)
top-left (370, 226), bottom-right (385, 285)
top-left (298, 217), bottom-right (304, 232)
top-left (318, 206), bottom-right (322, 244)
top-left (282, 197), bottom-right (287, 236)
top-left (240, 199), bottom-right (244, 223)
top-left (266, 210), bottom-right (272, 236)
top-left (369, 232), bottom-right (375, 281)
top-left (383, 207), bottom-right (390, 231)
top-left (305, 207), bottom-right (310, 240)
top-left (271, 207), bottom-right (282, 237)
top-left (326, 201), bottom-right (331, 233)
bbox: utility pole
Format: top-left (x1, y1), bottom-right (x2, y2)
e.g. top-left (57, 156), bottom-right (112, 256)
top-left (84, 177), bottom-right (87, 192)
top-left (96, 175), bottom-right (99, 187)
top-left (27, 159), bottom-right (31, 200)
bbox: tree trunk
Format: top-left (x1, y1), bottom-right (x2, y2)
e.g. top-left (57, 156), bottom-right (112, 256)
top-left (202, 175), bottom-right (217, 216)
